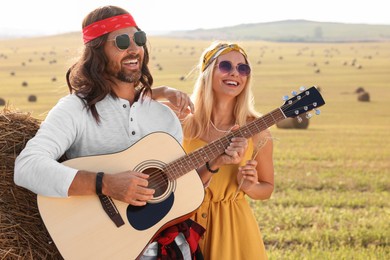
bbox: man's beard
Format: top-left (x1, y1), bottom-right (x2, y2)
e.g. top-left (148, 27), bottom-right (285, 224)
top-left (117, 69), bottom-right (141, 83)
top-left (106, 57), bottom-right (142, 84)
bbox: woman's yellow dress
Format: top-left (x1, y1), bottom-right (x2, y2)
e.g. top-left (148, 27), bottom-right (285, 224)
top-left (183, 138), bottom-right (268, 260)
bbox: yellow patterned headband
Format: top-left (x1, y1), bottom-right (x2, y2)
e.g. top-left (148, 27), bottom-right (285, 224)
top-left (202, 43), bottom-right (248, 72)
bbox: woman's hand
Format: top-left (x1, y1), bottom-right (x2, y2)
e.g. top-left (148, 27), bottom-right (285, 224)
top-left (152, 86), bottom-right (194, 116)
top-left (237, 160), bottom-right (258, 191)
top-left (209, 135), bottom-right (248, 169)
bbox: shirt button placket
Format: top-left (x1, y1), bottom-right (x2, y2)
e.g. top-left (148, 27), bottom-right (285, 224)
top-left (129, 104), bottom-right (136, 136)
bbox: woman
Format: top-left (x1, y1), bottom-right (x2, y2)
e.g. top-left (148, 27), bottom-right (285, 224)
top-left (182, 42), bottom-right (275, 259)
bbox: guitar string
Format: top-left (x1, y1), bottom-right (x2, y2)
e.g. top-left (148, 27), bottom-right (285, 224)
top-left (144, 107), bottom-right (291, 189)
top-left (145, 109), bottom-right (297, 190)
top-left (145, 117), bottom-right (267, 187)
top-left (143, 114), bottom-right (278, 189)
top-left (144, 96), bottom-right (311, 189)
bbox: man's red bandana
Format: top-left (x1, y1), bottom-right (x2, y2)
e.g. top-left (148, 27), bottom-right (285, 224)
top-left (82, 14), bottom-right (137, 44)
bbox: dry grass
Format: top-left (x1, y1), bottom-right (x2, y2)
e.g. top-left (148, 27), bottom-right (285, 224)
top-left (1, 34), bottom-right (389, 259)
top-left (0, 106), bottom-right (61, 259)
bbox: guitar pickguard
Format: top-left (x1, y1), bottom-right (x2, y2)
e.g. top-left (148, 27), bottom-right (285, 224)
top-left (127, 193), bottom-right (174, 230)
top-left (128, 160), bottom-right (176, 230)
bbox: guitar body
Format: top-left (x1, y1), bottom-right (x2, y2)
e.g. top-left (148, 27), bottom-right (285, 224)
top-left (37, 86), bottom-right (325, 259)
top-left (37, 132), bottom-right (205, 260)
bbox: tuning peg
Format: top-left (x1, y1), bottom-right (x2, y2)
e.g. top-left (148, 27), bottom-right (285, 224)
top-left (305, 113), bottom-right (313, 119)
top-left (299, 86), bottom-right (306, 91)
top-left (315, 109), bottom-right (321, 115)
top-left (291, 90), bottom-right (298, 96)
top-left (296, 116), bottom-right (303, 123)
top-left (282, 95), bottom-right (289, 101)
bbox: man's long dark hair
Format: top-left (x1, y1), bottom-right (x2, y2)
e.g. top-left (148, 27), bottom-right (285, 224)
top-left (66, 5), bottom-right (153, 123)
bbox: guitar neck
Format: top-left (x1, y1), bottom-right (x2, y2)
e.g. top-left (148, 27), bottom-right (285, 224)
top-left (165, 108), bottom-right (285, 180)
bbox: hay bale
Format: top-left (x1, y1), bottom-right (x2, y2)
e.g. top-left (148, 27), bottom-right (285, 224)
top-left (355, 87), bottom-right (365, 94)
top-left (358, 91), bottom-right (370, 102)
top-left (28, 95), bottom-right (37, 102)
top-left (276, 117), bottom-right (309, 129)
top-left (0, 107), bottom-right (62, 259)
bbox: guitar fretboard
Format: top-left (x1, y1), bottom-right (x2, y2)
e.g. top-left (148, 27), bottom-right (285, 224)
top-left (164, 108), bottom-right (285, 180)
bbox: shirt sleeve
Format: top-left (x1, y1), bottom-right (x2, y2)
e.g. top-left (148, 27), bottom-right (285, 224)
top-left (14, 95), bottom-right (84, 197)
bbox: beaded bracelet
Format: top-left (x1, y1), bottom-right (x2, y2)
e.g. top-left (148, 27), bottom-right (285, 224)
top-left (205, 161), bottom-right (219, 174)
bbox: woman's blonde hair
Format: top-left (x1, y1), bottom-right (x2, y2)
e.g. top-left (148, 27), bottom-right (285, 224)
top-left (182, 41), bottom-right (260, 140)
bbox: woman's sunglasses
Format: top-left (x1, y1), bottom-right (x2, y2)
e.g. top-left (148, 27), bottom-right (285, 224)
top-left (217, 60), bottom-right (251, 76)
top-left (108, 31), bottom-right (147, 51)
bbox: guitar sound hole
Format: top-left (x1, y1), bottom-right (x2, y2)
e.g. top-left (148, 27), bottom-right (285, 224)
top-left (143, 167), bottom-right (168, 198)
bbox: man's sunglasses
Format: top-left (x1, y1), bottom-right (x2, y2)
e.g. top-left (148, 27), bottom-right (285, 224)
top-left (217, 60), bottom-right (251, 76)
top-left (108, 31), bottom-right (147, 51)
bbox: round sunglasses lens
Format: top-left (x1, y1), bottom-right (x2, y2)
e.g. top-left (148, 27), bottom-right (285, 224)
top-left (134, 31), bottom-right (147, 46)
top-left (218, 61), bottom-right (232, 74)
top-left (238, 64), bottom-right (251, 76)
top-left (115, 34), bottom-right (130, 50)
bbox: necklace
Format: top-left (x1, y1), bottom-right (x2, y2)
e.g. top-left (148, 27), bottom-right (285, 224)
top-left (209, 120), bottom-right (235, 133)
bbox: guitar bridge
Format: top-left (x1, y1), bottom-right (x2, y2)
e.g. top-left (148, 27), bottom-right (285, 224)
top-left (98, 194), bottom-right (125, 227)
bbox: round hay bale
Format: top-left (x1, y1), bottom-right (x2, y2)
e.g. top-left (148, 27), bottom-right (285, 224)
top-left (0, 107), bottom-right (62, 259)
top-left (22, 81), bottom-right (28, 87)
top-left (28, 95), bottom-right (37, 102)
top-left (357, 91), bottom-right (370, 102)
top-left (0, 98), bottom-right (5, 106)
top-left (276, 118), bottom-right (295, 129)
top-left (276, 117), bottom-right (309, 129)
top-left (355, 87), bottom-right (365, 94)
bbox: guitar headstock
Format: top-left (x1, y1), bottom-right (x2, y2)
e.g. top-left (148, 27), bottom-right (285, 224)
top-left (281, 86), bottom-right (325, 120)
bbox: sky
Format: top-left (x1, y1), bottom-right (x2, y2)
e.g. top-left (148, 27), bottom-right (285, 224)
top-left (1, 0), bottom-right (389, 37)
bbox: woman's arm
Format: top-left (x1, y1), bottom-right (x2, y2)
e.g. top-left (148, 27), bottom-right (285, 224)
top-left (152, 86), bottom-right (194, 118)
top-left (196, 125), bottom-right (249, 187)
top-left (237, 129), bottom-right (275, 200)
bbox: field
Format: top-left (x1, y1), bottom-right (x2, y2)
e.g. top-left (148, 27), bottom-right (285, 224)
top-left (1, 33), bottom-right (389, 259)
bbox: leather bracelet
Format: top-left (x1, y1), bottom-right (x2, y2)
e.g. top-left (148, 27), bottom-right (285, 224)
top-left (96, 172), bottom-right (104, 195)
top-left (205, 161), bottom-right (219, 174)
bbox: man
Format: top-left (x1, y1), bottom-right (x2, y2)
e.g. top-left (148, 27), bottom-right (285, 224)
top-left (14, 5), bottom-right (247, 259)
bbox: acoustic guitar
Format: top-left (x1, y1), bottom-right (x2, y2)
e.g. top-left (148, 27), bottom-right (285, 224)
top-left (37, 86), bottom-right (325, 259)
